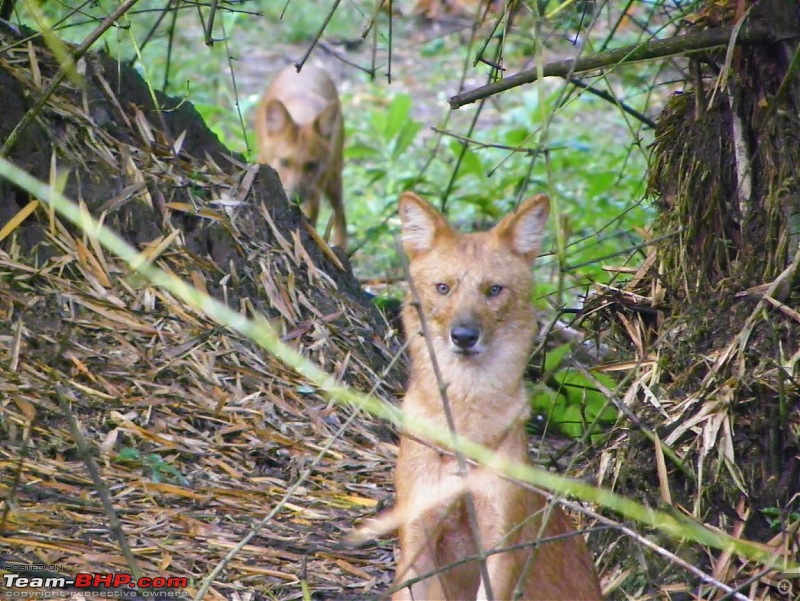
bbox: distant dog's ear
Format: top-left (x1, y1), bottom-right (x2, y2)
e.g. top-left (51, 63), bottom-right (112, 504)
top-left (398, 192), bottom-right (454, 259)
top-left (263, 99), bottom-right (297, 136)
top-left (494, 194), bottom-right (550, 263)
top-left (314, 102), bottom-right (339, 138)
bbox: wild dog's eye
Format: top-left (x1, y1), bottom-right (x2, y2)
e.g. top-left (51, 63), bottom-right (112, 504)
top-left (487, 284), bottom-right (503, 298)
top-left (435, 283), bottom-right (450, 295)
top-left (304, 161), bottom-right (319, 172)
top-left (279, 158), bottom-right (291, 168)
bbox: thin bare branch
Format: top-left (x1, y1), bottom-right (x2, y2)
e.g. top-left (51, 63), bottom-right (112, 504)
top-left (567, 77), bottom-right (658, 129)
top-left (296, 0), bottom-right (342, 70)
top-left (450, 24), bottom-right (773, 109)
top-left (55, 383), bottom-right (142, 581)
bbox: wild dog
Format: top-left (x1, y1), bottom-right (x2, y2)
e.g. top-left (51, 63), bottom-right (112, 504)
top-left (254, 64), bottom-right (346, 248)
top-left (393, 191), bottom-right (602, 600)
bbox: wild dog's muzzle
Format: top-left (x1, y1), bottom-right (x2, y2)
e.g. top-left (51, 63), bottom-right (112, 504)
top-left (450, 324), bottom-right (480, 351)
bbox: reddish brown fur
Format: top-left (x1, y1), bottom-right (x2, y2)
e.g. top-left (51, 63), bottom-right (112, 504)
top-left (254, 65), bottom-right (346, 248)
top-left (393, 191), bottom-right (603, 601)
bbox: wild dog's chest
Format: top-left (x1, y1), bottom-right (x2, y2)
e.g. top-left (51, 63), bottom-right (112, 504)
top-left (403, 384), bottom-right (530, 450)
top-left (402, 442), bottom-right (517, 536)
top-left (407, 445), bottom-right (492, 505)
top-left (435, 451), bottom-right (465, 481)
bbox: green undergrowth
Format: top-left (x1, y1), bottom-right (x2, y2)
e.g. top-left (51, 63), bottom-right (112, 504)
top-left (16, 0), bottom-right (656, 300)
top-left (344, 84), bottom-right (653, 301)
top-left (528, 343), bottom-right (619, 440)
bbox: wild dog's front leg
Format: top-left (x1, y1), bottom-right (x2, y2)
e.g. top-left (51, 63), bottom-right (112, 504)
top-left (393, 438), bottom-right (440, 601)
top-left (476, 551), bottom-right (524, 601)
top-left (301, 191), bottom-right (321, 228)
top-left (325, 170), bottom-right (346, 248)
top-left (474, 477), bottom-right (529, 601)
top-left (392, 519), bottom-right (438, 600)
top-left (474, 521), bottom-right (516, 600)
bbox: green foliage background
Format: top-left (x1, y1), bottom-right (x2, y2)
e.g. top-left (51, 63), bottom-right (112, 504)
top-left (15, 0), bottom-right (665, 288)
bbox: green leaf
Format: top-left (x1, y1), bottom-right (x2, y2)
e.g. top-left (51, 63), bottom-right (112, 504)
top-left (529, 382), bottom-right (562, 414)
top-left (115, 447), bottom-right (141, 462)
top-left (421, 38), bottom-right (445, 57)
top-left (345, 141), bottom-right (380, 160)
top-left (558, 404), bottom-right (587, 439)
top-left (543, 343), bottom-right (572, 373)
top-left (596, 403), bottom-right (618, 424)
top-left (585, 171), bottom-right (616, 198)
top-left (370, 107), bottom-right (387, 139)
top-left (384, 94), bottom-right (413, 142)
top-left (456, 144), bottom-right (484, 179)
top-left (503, 127), bottom-right (531, 148)
top-left (551, 367), bottom-right (618, 426)
top-left (391, 121), bottom-right (423, 159)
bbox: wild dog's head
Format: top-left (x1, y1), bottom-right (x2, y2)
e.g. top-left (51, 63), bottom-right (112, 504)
top-left (258, 99), bottom-right (339, 201)
top-left (399, 192), bottom-right (549, 375)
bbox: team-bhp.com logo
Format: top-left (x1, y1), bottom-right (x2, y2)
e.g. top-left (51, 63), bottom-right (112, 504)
top-left (4, 572), bottom-right (187, 596)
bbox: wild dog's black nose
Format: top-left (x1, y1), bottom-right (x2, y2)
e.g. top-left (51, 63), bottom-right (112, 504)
top-left (451, 326), bottom-right (480, 349)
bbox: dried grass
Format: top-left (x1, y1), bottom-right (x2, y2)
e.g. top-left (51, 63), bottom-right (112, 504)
top-left (1, 23), bottom-right (403, 600)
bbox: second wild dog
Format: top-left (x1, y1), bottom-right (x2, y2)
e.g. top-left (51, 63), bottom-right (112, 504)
top-left (254, 64), bottom-right (346, 248)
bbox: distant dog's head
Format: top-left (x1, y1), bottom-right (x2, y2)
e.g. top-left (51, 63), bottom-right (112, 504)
top-left (257, 98), bottom-right (339, 202)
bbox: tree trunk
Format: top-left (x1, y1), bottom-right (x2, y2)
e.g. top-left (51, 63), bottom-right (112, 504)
top-left (627, 0), bottom-right (799, 538)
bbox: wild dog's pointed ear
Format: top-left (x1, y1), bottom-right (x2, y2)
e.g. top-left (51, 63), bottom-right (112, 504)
top-left (398, 192), bottom-right (454, 259)
top-left (264, 99), bottom-right (296, 135)
top-left (494, 194), bottom-right (550, 263)
top-left (314, 102), bottom-right (339, 138)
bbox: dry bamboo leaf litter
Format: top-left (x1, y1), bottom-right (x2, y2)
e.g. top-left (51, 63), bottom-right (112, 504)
top-left (1, 25), bottom-right (402, 600)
